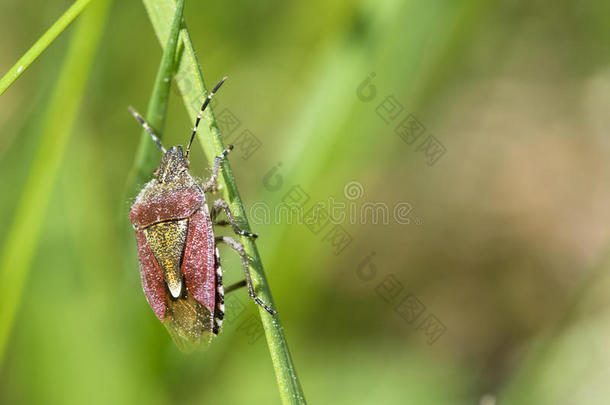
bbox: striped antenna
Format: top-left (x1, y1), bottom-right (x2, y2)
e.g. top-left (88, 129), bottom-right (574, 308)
top-left (128, 106), bottom-right (166, 153)
top-left (185, 76), bottom-right (227, 160)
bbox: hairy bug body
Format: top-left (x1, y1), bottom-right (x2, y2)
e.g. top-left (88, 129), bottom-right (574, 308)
top-left (128, 78), bottom-right (275, 350)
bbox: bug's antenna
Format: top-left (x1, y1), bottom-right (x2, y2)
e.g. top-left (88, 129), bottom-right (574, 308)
top-left (128, 106), bottom-right (167, 153)
top-left (185, 76), bottom-right (227, 160)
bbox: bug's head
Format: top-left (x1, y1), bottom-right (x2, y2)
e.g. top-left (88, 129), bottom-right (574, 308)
top-left (155, 146), bottom-right (188, 183)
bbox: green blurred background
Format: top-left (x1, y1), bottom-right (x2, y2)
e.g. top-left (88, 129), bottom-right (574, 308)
top-left (1, 0), bottom-right (610, 404)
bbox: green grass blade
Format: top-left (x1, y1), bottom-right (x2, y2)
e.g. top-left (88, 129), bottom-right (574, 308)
top-left (126, 0), bottom-right (185, 195)
top-left (141, 1), bottom-right (307, 403)
top-left (0, 0), bottom-right (94, 96)
top-left (0, 0), bottom-right (113, 367)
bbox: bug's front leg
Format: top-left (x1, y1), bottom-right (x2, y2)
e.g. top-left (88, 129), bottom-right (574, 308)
top-left (202, 145), bottom-right (233, 192)
top-left (211, 198), bottom-right (258, 239)
top-left (215, 236), bottom-right (276, 315)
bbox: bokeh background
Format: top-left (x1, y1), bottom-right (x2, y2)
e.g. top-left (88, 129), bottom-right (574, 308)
top-left (1, 0), bottom-right (610, 404)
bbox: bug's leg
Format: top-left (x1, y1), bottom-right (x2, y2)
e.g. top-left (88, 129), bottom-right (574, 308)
top-left (209, 183), bottom-right (223, 194)
top-left (215, 236), bottom-right (276, 315)
top-left (202, 146), bottom-right (233, 192)
top-left (211, 198), bottom-right (258, 239)
top-left (225, 280), bottom-right (247, 294)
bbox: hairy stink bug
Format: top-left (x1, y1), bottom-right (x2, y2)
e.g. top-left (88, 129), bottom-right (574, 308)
top-left (128, 78), bottom-right (275, 350)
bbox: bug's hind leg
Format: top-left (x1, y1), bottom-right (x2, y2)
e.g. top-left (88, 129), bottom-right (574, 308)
top-left (211, 198), bottom-right (258, 239)
top-left (215, 236), bottom-right (276, 315)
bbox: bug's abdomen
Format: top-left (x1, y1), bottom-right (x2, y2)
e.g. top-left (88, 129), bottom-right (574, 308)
top-left (143, 219), bottom-right (188, 298)
top-left (133, 202), bottom-right (216, 347)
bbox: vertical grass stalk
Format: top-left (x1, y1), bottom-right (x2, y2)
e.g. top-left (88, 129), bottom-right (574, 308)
top-left (141, 1), bottom-right (307, 403)
top-left (126, 0), bottom-right (185, 195)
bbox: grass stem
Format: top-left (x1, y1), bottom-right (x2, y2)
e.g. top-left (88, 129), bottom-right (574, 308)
top-left (141, 1), bottom-right (307, 403)
top-left (126, 0), bottom-right (185, 195)
top-left (0, 0), bottom-right (94, 96)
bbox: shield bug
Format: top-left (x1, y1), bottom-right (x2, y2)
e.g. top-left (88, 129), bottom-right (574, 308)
top-left (128, 78), bottom-right (275, 351)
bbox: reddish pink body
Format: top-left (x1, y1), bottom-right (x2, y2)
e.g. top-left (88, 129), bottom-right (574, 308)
top-left (132, 206), bottom-right (216, 321)
top-left (129, 146), bottom-right (223, 346)
top-left (126, 77), bottom-right (275, 349)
